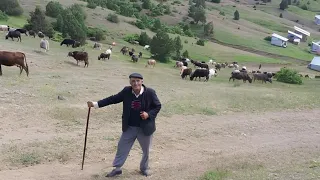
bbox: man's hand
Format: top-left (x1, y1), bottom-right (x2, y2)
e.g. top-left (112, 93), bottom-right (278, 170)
top-left (87, 101), bottom-right (94, 108)
top-left (140, 111), bottom-right (149, 120)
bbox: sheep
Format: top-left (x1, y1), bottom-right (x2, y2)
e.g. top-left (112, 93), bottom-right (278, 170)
top-left (209, 68), bottom-right (217, 79)
top-left (145, 59), bottom-right (156, 68)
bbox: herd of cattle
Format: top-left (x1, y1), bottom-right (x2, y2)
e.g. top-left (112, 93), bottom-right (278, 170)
top-left (0, 24), bottom-right (278, 83)
top-left (174, 58), bottom-right (276, 83)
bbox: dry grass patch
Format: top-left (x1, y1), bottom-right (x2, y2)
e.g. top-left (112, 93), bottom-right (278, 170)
top-left (1, 137), bottom-right (79, 169)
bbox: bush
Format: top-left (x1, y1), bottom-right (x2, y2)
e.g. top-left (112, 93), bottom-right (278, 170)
top-left (300, 4), bottom-right (308, 10)
top-left (219, 11), bottom-right (225, 16)
top-left (182, 50), bottom-right (189, 58)
top-left (276, 68), bottom-right (302, 85)
top-left (264, 36), bottom-right (272, 41)
top-left (196, 39), bottom-right (205, 46)
top-left (87, 27), bottom-right (106, 41)
top-left (280, 13), bottom-right (283, 18)
top-left (139, 32), bottom-right (151, 46)
top-left (107, 13), bottom-right (119, 23)
top-left (0, 10), bottom-right (9, 21)
top-left (87, 0), bottom-right (97, 9)
top-left (0, 0), bottom-right (23, 16)
top-left (211, 0), bottom-right (221, 3)
top-left (123, 33), bottom-right (139, 43)
top-left (46, 1), bottom-right (64, 18)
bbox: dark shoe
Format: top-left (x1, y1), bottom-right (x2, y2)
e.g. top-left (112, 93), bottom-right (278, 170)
top-left (106, 169), bottom-right (122, 177)
top-left (140, 169), bottom-right (151, 177)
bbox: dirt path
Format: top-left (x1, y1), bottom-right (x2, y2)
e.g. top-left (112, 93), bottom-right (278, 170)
top-left (211, 38), bottom-right (309, 64)
top-left (0, 109), bottom-right (319, 180)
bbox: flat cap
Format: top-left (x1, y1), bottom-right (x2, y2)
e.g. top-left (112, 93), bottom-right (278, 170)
top-left (129, 72), bottom-right (143, 79)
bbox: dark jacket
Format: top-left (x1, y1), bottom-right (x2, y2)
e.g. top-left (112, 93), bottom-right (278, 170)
top-left (97, 84), bottom-right (161, 136)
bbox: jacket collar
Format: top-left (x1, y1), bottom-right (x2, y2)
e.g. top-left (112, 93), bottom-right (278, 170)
top-left (131, 84), bottom-right (147, 98)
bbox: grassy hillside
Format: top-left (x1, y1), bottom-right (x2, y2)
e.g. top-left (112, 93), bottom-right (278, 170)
top-left (8, 0), bottom-right (320, 63)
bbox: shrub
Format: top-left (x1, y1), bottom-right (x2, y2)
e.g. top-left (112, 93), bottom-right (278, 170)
top-left (279, 13), bottom-right (283, 18)
top-left (123, 33), bottom-right (139, 43)
top-left (196, 39), bottom-right (205, 46)
top-left (276, 68), bottom-right (302, 85)
top-left (0, 0), bottom-right (23, 16)
top-left (87, 0), bottom-right (97, 9)
top-left (264, 36), bottom-right (272, 41)
top-left (300, 4), bottom-right (308, 10)
top-left (211, 0), bottom-right (221, 3)
top-left (182, 50), bottom-right (189, 57)
top-left (107, 13), bottom-right (119, 23)
top-left (139, 32), bottom-right (151, 46)
top-left (87, 27), bottom-right (106, 41)
top-left (219, 11), bottom-right (225, 16)
top-left (46, 1), bottom-right (64, 18)
top-left (0, 10), bottom-right (9, 21)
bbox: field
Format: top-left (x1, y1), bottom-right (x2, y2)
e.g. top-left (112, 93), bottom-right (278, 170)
top-left (1, 31), bottom-right (320, 180)
top-left (1, 0), bottom-right (320, 179)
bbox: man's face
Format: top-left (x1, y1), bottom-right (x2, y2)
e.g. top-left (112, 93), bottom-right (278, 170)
top-left (130, 78), bottom-right (143, 91)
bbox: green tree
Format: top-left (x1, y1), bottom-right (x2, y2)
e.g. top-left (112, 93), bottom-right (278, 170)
top-left (0, 10), bottom-right (9, 21)
top-left (55, 14), bottom-right (64, 32)
top-left (234, 10), bottom-right (240, 20)
top-left (194, 6), bottom-right (206, 24)
top-left (45, 1), bottom-right (63, 18)
top-left (194, 0), bottom-right (206, 8)
top-left (139, 32), bottom-right (151, 46)
top-left (279, 0), bottom-right (288, 10)
top-left (182, 50), bottom-right (189, 58)
top-left (0, 0), bottom-right (23, 16)
top-left (173, 36), bottom-right (183, 59)
top-left (152, 18), bottom-right (162, 32)
top-left (142, 0), bottom-right (151, 9)
top-left (150, 31), bottom-right (174, 63)
top-left (204, 21), bottom-right (214, 36)
top-left (61, 10), bottom-right (87, 45)
top-left (27, 6), bottom-right (55, 37)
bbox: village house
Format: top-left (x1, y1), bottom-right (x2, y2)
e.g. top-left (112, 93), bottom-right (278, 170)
top-left (271, 33), bottom-right (288, 48)
top-left (293, 26), bottom-right (310, 42)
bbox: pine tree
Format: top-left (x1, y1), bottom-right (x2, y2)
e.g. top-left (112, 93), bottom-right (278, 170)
top-left (150, 31), bottom-right (174, 63)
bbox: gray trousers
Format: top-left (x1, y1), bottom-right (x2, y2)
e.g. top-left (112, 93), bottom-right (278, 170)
top-left (112, 126), bottom-right (153, 171)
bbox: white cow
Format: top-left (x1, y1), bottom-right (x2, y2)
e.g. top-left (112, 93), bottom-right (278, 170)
top-left (40, 38), bottom-right (49, 52)
top-left (0, 25), bottom-right (9, 32)
top-left (209, 68), bottom-right (218, 79)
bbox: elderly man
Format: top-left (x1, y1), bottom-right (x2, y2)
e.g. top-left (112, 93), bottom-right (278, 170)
top-left (87, 73), bottom-right (161, 177)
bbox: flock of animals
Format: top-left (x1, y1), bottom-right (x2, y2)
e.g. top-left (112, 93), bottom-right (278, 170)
top-left (0, 24), bottom-right (277, 84)
top-left (174, 58), bottom-right (276, 83)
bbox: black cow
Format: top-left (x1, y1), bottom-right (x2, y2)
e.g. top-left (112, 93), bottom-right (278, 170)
top-left (5, 31), bottom-right (21, 42)
top-left (15, 29), bottom-right (28, 36)
top-left (229, 71), bottom-right (252, 83)
top-left (190, 68), bottom-right (210, 81)
top-left (61, 39), bottom-right (80, 48)
top-left (253, 73), bottom-right (272, 83)
top-left (139, 52), bottom-right (142, 58)
top-left (98, 53), bottom-right (110, 60)
top-left (182, 61), bottom-right (188, 67)
top-left (215, 63), bottom-right (222, 71)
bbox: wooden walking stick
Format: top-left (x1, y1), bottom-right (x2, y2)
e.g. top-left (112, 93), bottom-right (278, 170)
top-left (81, 107), bottom-right (91, 170)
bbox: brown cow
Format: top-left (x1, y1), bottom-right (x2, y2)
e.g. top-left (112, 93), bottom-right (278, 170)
top-left (68, 51), bottom-right (89, 68)
top-left (0, 51), bottom-right (29, 76)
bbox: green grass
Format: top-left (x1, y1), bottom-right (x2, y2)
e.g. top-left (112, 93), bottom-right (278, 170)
top-left (245, 18), bottom-right (288, 33)
top-left (200, 170), bottom-right (230, 180)
top-left (287, 5), bottom-right (317, 19)
top-left (234, 55), bottom-right (288, 64)
top-left (214, 28), bottom-right (314, 61)
top-left (0, 16), bottom-right (27, 28)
